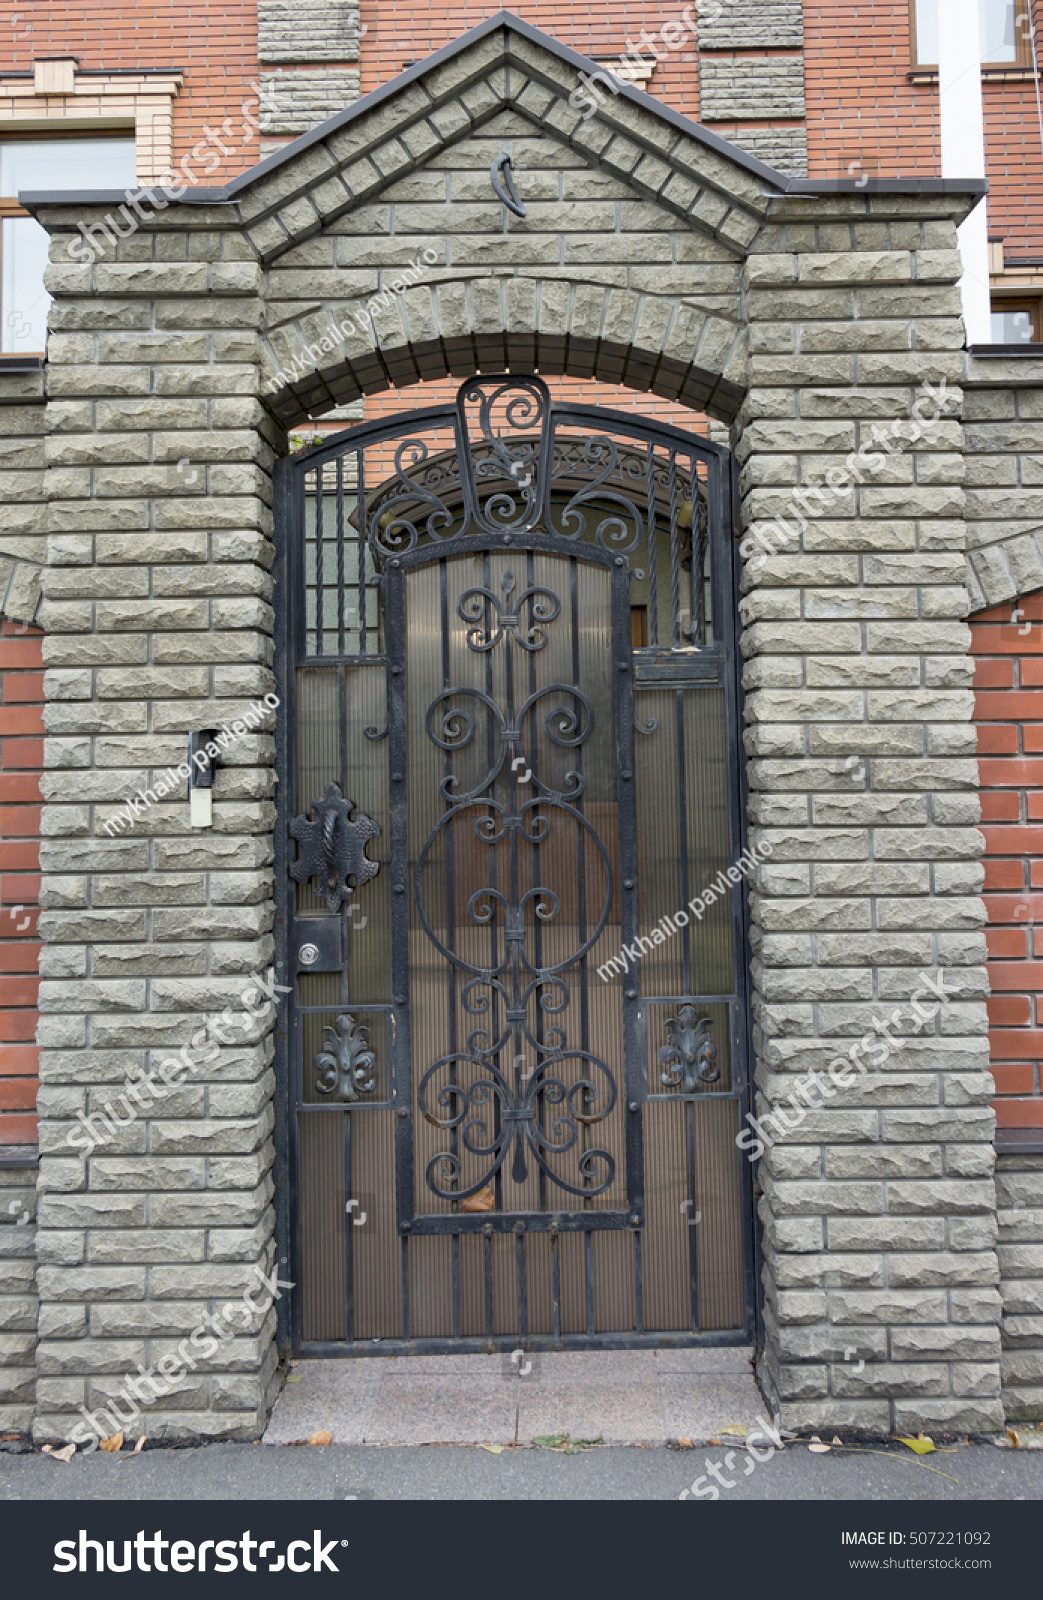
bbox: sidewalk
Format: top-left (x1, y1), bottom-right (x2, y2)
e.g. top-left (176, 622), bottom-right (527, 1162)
top-left (1, 1437), bottom-right (1042, 1501)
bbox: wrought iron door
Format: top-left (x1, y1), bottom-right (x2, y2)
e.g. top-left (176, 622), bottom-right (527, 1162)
top-left (275, 377), bottom-right (755, 1353)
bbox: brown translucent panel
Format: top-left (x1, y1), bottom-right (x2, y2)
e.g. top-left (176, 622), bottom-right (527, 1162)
top-left (301, 1009), bottom-right (388, 1105)
top-left (634, 687), bottom-right (733, 999)
top-left (642, 1100), bottom-right (692, 1332)
top-left (405, 553), bottom-right (628, 1221)
top-left (693, 1098), bottom-right (745, 1332)
top-left (298, 1112), bottom-right (346, 1342)
top-left (646, 1000), bottom-right (732, 1097)
top-left (351, 1107), bottom-right (399, 1339)
top-left (593, 1231), bottom-right (637, 1334)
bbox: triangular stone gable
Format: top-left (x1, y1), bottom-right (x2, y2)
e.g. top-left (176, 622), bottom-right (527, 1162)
top-left (214, 13), bottom-right (781, 265)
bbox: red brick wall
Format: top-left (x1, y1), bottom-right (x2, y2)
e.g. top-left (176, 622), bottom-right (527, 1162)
top-left (971, 594), bottom-right (1043, 1139)
top-left (0, 623), bottom-right (42, 1148)
top-left (804, 0), bottom-right (1043, 252)
top-left (0, 0), bottom-right (262, 179)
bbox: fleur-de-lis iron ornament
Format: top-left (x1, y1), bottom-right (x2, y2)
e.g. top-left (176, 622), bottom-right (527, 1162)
top-left (658, 1006), bottom-right (720, 1093)
top-left (313, 1012), bottom-right (377, 1102)
top-left (289, 782), bottom-right (380, 912)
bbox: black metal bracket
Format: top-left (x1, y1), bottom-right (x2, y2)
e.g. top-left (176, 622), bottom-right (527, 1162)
top-left (490, 151), bottom-right (527, 218)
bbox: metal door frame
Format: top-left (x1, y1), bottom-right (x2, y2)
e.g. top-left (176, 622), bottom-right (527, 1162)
top-left (271, 379), bottom-right (758, 1356)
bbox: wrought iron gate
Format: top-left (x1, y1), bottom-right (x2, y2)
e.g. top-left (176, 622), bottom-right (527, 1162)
top-left (274, 377), bottom-right (755, 1353)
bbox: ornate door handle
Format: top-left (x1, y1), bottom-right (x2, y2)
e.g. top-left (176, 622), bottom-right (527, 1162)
top-left (289, 782), bottom-right (380, 912)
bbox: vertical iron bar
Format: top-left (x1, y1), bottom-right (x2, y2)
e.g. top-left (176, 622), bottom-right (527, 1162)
top-left (634, 1228), bottom-right (644, 1336)
top-left (315, 461), bottom-right (324, 656)
top-left (645, 441), bottom-right (659, 646)
top-left (676, 688), bottom-right (691, 997)
top-left (516, 1227), bottom-right (527, 1345)
top-left (484, 1226), bottom-right (494, 1343)
top-left (668, 449), bottom-right (680, 648)
top-left (358, 449), bottom-right (368, 656)
top-left (551, 1228), bottom-right (561, 1347)
top-left (452, 1233), bottom-right (461, 1343)
top-left (336, 454), bottom-right (345, 656)
top-left (344, 1111), bottom-right (354, 1343)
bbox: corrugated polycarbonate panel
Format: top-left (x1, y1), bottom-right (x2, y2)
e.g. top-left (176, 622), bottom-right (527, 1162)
top-left (298, 1112), bottom-right (347, 1343)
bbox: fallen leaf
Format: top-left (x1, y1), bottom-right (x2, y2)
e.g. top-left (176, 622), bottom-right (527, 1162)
top-left (285, 1375), bottom-right (304, 1384)
top-left (808, 1442), bottom-right (831, 1453)
top-left (42, 1443), bottom-right (76, 1463)
top-left (308, 1430), bottom-right (332, 1447)
top-left (460, 1185), bottom-right (495, 1213)
top-left (718, 1424), bottom-right (747, 1437)
top-left (832, 1436), bottom-right (843, 1446)
top-left (99, 1432), bottom-right (124, 1453)
top-left (130, 1436), bottom-right (146, 1456)
top-left (479, 1444), bottom-right (504, 1454)
top-left (1007, 1428), bottom-right (1021, 1449)
top-left (676, 1437), bottom-right (693, 1448)
top-left (898, 1436), bottom-right (936, 1455)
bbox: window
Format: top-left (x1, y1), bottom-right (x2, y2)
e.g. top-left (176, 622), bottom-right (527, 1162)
top-left (912, 0), bottom-right (1032, 67)
top-left (990, 298), bottom-right (1043, 342)
top-left (0, 138), bottom-right (135, 354)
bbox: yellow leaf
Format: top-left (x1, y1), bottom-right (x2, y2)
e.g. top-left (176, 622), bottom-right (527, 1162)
top-left (898, 1436), bottom-right (936, 1455)
top-left (308, 1430), bottom-right (332, 1446)
top-left (718, 1424), bottom-right (747, 1437)
top-left (285, 1375), bottom-right (304, 1384)
top-left (480, 1444), bottom-right (504, 1454)
top-left (99, 1432), bottom-right (124, 1453)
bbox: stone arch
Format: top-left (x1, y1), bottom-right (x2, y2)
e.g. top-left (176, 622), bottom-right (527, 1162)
top-left (261, 273), bottom-right (747, 431)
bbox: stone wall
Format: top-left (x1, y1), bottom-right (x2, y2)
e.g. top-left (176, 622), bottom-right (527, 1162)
top-left (0, 1161), bottom-right (36, 1432)
top-left (696, 0), bottom-right (803, 50)
top-left (698, 59), bottom-right (806, 122)
top-left (15, 17), bottom-right (1023, 1441)
top-left (997, 1151), bottom-right (1043, 1420)
top-left (737, 206), bottom-right (1002, 1434)
top-left (258, 0), bottom-right (360, 64)
top-left (962, 360), bottom-right (1043, 611)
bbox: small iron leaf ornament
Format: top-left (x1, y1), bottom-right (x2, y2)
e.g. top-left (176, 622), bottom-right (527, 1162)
top-left (659, 1006), bottom-right (720, 1093)
top-left (314, 1013), bottom-right (377, 1102)
top-left (289, 782), bottom-right (380, 912)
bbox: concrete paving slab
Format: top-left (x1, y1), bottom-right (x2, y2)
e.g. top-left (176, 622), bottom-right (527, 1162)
top-left (263, 1347), bottom-right (763, 1447)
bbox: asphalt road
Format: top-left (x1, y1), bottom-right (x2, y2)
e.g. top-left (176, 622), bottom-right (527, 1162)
top-left (1, 1438), bottom-right (1041, 1500)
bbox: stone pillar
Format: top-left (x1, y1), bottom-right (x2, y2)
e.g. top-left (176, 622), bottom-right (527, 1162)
top-left (31, 201), bottom-right (283, 1443)
top-left (738, 195), bottom-right (1003, 1434)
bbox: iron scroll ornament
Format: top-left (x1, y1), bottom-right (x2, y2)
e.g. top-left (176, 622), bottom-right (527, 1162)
top-left (289, 782), bottom-right (380, 913)
top-left (414, 564), bottom-right (619, 1203)
top-left (313, 1013), bottom-right (377, 1102)
top-left (658, 1006), bottom-right (720, 1094)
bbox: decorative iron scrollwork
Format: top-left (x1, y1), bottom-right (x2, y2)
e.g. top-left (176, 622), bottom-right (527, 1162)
top-left (289, 782), bottom-right (380, 912)
top-left (658, 1006), bottom-right (720, 1093)
top-left (313, 1012), bottom-right (377, 1102)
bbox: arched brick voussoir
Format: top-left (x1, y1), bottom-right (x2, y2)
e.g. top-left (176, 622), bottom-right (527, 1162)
top-left (260, 275), bottom-right (747, 429)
